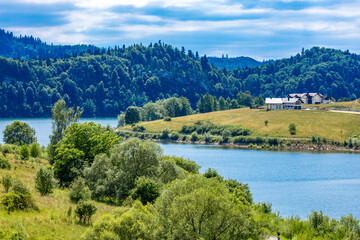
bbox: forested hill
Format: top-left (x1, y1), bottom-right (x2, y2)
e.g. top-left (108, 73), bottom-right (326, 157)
top-left (0, 29), bottom-right (97, 60)
top-left (208, 56), bottom-right (265, 70)
top-left (0, 30), bottom-right (359, 118)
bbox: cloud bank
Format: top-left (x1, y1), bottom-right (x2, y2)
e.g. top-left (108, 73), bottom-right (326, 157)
top-left (1, 0), bottom-right (360, 59)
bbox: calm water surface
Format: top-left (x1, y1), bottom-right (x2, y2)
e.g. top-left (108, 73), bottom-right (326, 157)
top-left (1, 118), bottom-right (359, 219)
top-left (159, 143), bottom-right (360, 219)
top-left (0, 118), bottom-right (118, 146)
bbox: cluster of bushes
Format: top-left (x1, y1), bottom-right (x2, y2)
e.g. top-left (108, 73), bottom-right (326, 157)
top-left (180, 121), bottom-right (252, 137)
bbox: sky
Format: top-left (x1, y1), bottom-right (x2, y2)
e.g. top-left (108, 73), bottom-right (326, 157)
top-left (0, 0), bottom-right (360, 60)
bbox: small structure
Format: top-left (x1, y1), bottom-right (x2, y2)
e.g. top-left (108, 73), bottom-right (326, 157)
top-left (265, 98), bottom-right (303, 110)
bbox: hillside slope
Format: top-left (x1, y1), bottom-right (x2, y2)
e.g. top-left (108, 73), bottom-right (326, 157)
top-left (126, 108), bottom-right (360, 141)
top-left (208, 56), bottom-right (265, 70)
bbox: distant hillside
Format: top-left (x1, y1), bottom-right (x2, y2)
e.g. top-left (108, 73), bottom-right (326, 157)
top-left (208, 56), bottom-right (266, 70)
top-left (0, 29), bottom-right (360, 118)
top-left (0, 29), bottom-right (97, 60)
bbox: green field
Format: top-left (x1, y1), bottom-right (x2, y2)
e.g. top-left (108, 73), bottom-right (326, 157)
top-left (0, 155), bottom-right (117, 240)
top-left (306, 99), bottom-right (360, 111)
top-left (122, 108), bottom-right (360, 141)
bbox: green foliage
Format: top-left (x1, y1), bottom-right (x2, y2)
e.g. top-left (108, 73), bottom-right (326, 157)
top-left (75, 201), bottom-right (97, 224)
top-left (180, 121), bottom-right (251, 137)
top-left (84, 138), bottom-right (162, 202)
top-left (169, 132), bottom-right (179, 140)
top-left (264, 119), bottom-right (269, 126)
top-left (1, 144), bottom-right (20, 154)
top-left (19, 145), bottom-right (30, 160)
top-left (289, 122), bottom-right (297, 135)
top-left (190, 132), bottom-right (198, 141)
top-left (34, 167), bottom-right (56, 196)
top-left (29, 143), bottom-right (41, 158)
top-left (53, 122), bottom-right (119, 184)
top-left (131, 177), bottom-right (161, 205)
top-left (162, 155), bottom-right (200, 174)
top-left (160, 128), bottom-right (169, 139)
top-left (48, 99), bottom-right (82, 162)
top-left (203, 168), bottom-right (224, 181)
top-left (125, 106), bottom-right (141, 125)
top-left (132, 124), bottom-right (146, 132)
top-left (83, 200), bottom-right (159, 239)
top-left (1, 173), bottom-right (12, 192)
top-left (69, 178), bottom-right (91, 203)
top-left (1, 179), bottom-right (34, 213)
top-left (163, 116), bottom-right (171, 121)
top-left (0, 156), bottom-right (11, 169)
top-left (2, 121), bottom-right (36, 145)
top-left (0, 228), bottom-right (27, 240)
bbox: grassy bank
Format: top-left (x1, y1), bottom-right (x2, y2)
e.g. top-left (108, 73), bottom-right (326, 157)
top-left (0, 154), bottom-right (117, 240)
top-left (306, 99), bottom-right (360, 111)
top-left (121, 108), bottom-right (360, 141)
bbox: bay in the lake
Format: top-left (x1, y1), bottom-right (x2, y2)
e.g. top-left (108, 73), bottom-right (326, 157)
top-left (0, 118), bottom-right (359, 219)
top-left (158, 143), bottom-right (360, 220)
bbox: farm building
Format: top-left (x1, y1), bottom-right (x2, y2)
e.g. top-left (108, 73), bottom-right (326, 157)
top-left (265, 98), bottom-right (303, 110)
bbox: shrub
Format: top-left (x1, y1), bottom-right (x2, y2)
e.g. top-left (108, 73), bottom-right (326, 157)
top-left (160, 128), bottom-right (170, 139)
top-left (1, 179), bottom-right (35, 213)
top-left (3, 120), bottom-right (37, 145)
top-left (1, 173), bottom-right (12, 193)
top-left (75, 201), bottom-right (97, 224)
top-left (289, 123), bottom-right (296, 135)
top-left (19, 145), bottom-right (30, 160)
top-left (132, 125), bottom-right (146, 132)
top-left (69, 178), bottom-right (91, 203)
top-left (30, 143), bottom-right (42, 158)
top-left (203, 132), bottom-right (212, 143)
top-left (222, 129), bottom-right (231, 143)
top-left (131, 177), bottom-right (161, 205)
top-left (163, 116), bottom-right (171, 121)
top-left (0, 228), bottom-right (27, 240)
top-left (34, 167), bottom-right (56, 196)
top-left (190, 132), bottom-right (198, 141)
top-left (169, 132), bottom-right (180, 140)
top-left (2, 144), bottom-right (20, 155)
top-left (0, 156), bottom-right (11, 169)
top-left (264, 120), bottom-right (268, 126)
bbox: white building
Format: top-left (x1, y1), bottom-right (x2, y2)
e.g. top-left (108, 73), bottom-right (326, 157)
top-left (287, 93), bottom-right (331, 104)
top-left (265, 98), bottom-right (303, 110)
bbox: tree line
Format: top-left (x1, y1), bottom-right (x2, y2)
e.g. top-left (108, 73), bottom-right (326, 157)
top-left (1, 30), bottom-right (360, 118)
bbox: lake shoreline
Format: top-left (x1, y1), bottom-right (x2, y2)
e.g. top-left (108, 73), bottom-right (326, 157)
top-left (143, 138), bottom-right (360, 154)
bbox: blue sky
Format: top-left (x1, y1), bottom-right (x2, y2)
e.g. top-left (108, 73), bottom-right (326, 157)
top-left (1, 0), bottom-right (360, 60)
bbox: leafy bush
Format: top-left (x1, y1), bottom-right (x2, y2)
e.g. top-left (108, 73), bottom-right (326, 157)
top-left (169, 132), bottom-right (180, 140)
top-left (264, 120), bottom-right (268, 126)
top-left (132, 125), bottom-right (146, 132)
top-left (30, 143), bottom-right (42, 158)
top-left (69, 178), bottom-right (91, 203)
top-left (19, 145), bottom-right (30, 160)
top-left (2, 144), bottom-right (20, 154)
top-left (164, 155), bottom-right (200, 174)
top-left (190, 132), bottom-right (198, 141)
top-left (1, 173), bottom-right (12, 192)
top-left (1, 179), bottom-right (35, 213)
top-left (131, 177), bottom-right (161, 205)
top-left (160, 128), bottom-right (169, 139)
top-left (34, 167), bottom-right (56, 196)
top-left (163, 116), bottom-right (171, 121)
top-left (0, 156), bottom-right (11, 169)
top-left (0, 228), bottom-right (27, 240)
top-left (75, 201), bottom-right (97, 224)
top-left (289, 123), bottom-right (296, 135)
top-left (203, 168), bottom-right (223, 181)
top-left (203, 132), bottom-right (212, 143)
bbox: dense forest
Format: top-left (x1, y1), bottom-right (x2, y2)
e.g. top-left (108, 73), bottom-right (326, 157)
top-left (208, 56), bottom-right (266, 70)
top-left (0, 29), bottom-right (360, 118)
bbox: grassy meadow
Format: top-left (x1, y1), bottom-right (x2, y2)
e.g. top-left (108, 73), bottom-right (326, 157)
top-left (0, 155), bottom-right (118, 240)
top-left (122, 108), bottom-right (360, 141)
top-left (306, 99), bottom-right (360, 111)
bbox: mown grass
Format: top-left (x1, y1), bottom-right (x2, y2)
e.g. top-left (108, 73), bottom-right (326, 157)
top-left (306, 99), bottom-right (360, 111)
top-left (0, 154), bottom-right (117, 240)
top-left (122, 108), bottom-right (360, 141)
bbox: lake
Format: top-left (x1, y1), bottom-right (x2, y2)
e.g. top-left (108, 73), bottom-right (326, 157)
top-left (1, 118), bottom-right (359, 219)
top-left (159, 143), bottom-right (360, 220)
